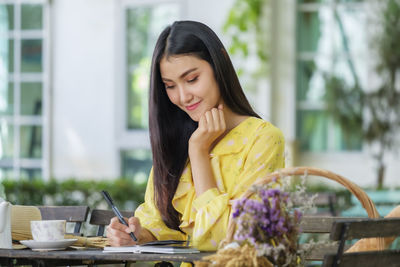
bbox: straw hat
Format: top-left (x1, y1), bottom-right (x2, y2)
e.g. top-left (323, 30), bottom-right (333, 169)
top-left (11, 205), bottom-right (42, 241)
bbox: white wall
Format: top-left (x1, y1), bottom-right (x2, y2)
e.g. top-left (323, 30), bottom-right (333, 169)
top-left (52, 0), bottom-right (117, 178)
top-left (184, 0), bottom-right (233, 45)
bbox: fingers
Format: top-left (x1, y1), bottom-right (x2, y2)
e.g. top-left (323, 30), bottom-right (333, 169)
top-left (106, 216), bottom-right (138, 247)
top-left (205, 111), bottom-right (214, 131)
top-left (128, 217), bottom-right (141, 234)
top-left (108, 216), bottom-right (129, 232)
top-left (219, 106), bottom-right (226, 130)
top-left (198, 113), bottom-right (207, 131)
top-left (190, 105), bottom-right (226, 152)
top-left (201, 106), bottom-right (225, 133)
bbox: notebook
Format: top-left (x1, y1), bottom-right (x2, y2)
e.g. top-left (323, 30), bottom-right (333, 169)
top-left (103, 240), bottom-right (200, 254)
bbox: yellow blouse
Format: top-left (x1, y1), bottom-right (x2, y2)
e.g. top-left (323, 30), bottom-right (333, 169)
top-left (135, 117), bottom-right (285, 251)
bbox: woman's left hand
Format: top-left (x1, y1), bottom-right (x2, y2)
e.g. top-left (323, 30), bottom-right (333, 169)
top-left (189, 104), bottom-right (226, 154)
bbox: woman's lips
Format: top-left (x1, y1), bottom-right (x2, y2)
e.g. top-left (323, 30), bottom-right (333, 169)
top-left (186, 101), bottom-right (201, 111)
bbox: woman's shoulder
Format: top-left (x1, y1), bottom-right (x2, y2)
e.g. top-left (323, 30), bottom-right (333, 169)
top-left (212, 117), bottom-right (284, 155)
top-left (241, 117), bottom-right (284, 139)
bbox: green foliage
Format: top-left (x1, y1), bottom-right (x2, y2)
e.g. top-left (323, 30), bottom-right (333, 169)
top-left (377, 0), bottom-right (400, 74)
top-left (324, 75), bottom-right (364, 149)
top-left (2, 177), bottom-right (147, 210)
top-left (223, 0), bottom-right (270, 77)
top-left (325, 0), bottom-right (400, 189)
top-left (0, 181), bottom-right (5, 199)
top-left (363, 0), bottom-right (400, 150)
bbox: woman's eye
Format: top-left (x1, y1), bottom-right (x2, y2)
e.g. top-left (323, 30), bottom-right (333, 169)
top-left (187, 77), bottom-right (198, 83)
top-left (165, 84), bottom-right (175, 89)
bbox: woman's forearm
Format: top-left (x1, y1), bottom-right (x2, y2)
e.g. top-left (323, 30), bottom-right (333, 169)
top-left (189, 148), bottom-right (218, 196)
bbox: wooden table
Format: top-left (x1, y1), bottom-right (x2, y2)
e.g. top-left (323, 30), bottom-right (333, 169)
top-left (0, 248), bottom-right (213, 266)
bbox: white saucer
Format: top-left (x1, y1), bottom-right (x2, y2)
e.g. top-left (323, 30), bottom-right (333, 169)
top-left (20, 239), bottom-right (78, 251)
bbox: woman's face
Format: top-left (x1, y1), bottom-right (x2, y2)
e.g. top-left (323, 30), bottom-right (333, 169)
top-left (160, 55), bottom-right (222, 122)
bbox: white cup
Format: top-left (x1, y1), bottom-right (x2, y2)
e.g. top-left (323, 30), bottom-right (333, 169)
top-left (30, 220), bottom-right (66, 241)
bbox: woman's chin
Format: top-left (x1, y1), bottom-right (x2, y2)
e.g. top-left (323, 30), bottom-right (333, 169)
top-left (186, 112), bottom-right (200, 122)
top-left (190, 115), bottom-right (200, 122)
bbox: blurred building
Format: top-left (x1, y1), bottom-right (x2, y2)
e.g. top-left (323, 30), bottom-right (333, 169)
top-left (0, 0), bottom-right (398, 187)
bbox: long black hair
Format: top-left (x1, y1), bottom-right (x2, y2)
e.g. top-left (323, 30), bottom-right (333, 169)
top-left (149, 21), bottom-right (260, 231)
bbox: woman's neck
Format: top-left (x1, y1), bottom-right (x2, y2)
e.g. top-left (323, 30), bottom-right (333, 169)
top-left (208, 109), bottom-right (249, 152)
top-left (223, 107), bottom-right (250, 131)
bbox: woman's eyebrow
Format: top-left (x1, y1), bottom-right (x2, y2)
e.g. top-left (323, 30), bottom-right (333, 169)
top-left (179, 68), bottom-right (198, 79)
top-left (162, 68), bottom-right (198, 82)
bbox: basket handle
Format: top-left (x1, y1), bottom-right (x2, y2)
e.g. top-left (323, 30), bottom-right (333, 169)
top-left (223, 166), bottom-right (382, 248)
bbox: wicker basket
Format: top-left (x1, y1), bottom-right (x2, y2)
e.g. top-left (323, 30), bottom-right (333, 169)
top-left (222, 166), bottom-right (384, 250)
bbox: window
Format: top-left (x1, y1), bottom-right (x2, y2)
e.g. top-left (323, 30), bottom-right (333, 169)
top-left (121, 149), bottom-right (152, 182)
top-left (296, 0), bottom-right (366, 152)
top-left (118, 0), bottom-right (183, 177)
top-left (0, 0), bottom-right (49, 179)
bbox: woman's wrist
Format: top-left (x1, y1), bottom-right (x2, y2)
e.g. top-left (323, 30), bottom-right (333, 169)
top-left (137, 228), bottom-right (157, 244)
top-left (188, 142), bottom-right (209, 157)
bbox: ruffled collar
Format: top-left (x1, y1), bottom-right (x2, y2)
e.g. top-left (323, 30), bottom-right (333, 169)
top-left (210, 116), bottom-right (265, 156)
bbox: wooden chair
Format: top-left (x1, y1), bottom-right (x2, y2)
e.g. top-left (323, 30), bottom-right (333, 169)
top-left (322, 218), bottom-right (400, 267)
top-left (300, 216), bottom-right (356, 261)
top-left (89, 209), bottom-right (134, 236)
top-left (313, 193), bottom-right (338, 216)
top-left (38, 206), bottom-right (90, 235)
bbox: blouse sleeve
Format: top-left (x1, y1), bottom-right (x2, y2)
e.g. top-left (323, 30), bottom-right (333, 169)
top-left (232, 125), bottom-right (285, 197)
top-left (134, 168), bottom-right (186, 241)
top-left (191, 125), bottom-right (285, 250)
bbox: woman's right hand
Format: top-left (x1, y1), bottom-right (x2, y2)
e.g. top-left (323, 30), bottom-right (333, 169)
top-left (106, 216), bottom-right (141, 246)
top-left (188, 104), bottom-right (226, 154)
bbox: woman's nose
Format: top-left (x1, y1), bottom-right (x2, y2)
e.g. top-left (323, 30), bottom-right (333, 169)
top-left (178, 86), bottom-right (193, 104)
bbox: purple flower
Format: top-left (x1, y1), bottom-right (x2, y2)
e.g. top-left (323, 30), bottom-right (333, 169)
top-left (232, 186), bottom-right (304, 265)
top-left (232, 208), bottom-right (241, 218)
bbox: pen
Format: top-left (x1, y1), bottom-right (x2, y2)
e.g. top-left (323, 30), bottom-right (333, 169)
top-left (101, 190), bottom-right (137, 241)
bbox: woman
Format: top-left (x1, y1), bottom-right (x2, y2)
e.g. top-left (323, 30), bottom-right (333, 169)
top-left (106, 20), bottom-right (285, 251)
